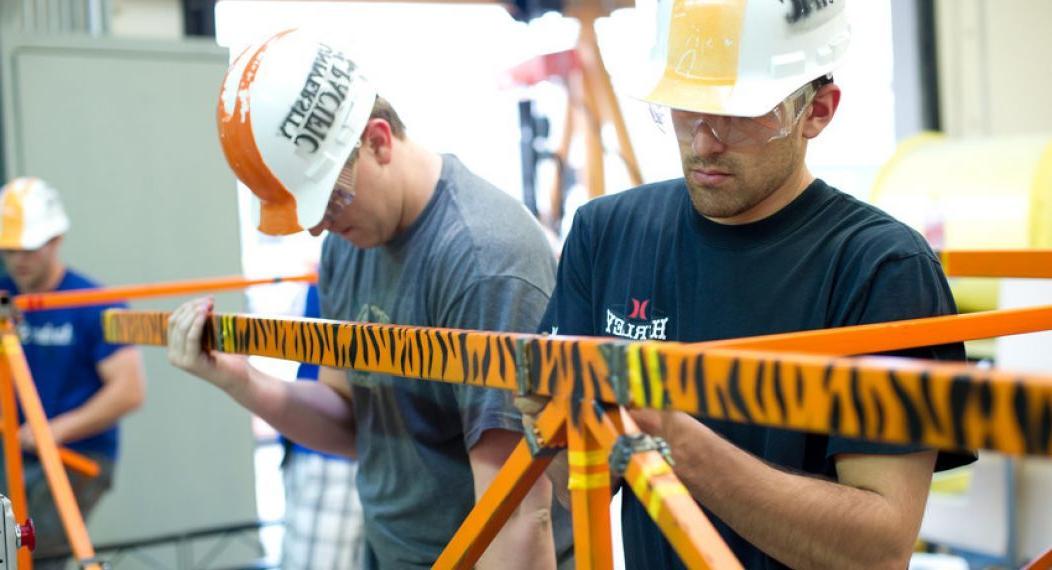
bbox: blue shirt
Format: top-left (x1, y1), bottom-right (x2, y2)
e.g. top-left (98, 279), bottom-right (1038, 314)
top-left (0, 269), bottom-right (127, 459)
top-left (540, 178), bottom-right (975, 569)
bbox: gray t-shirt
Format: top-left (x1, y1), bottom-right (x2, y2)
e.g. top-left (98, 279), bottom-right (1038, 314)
top-left (319, 155), bottom-right (566, 568)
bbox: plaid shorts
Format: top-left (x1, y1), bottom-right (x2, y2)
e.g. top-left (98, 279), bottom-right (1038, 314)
top-left (282, 451), bottom-right (364, 570)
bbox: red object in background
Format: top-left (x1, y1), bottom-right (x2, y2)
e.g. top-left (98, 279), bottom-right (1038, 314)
top-left (505, 49), bottom-right (580, 87)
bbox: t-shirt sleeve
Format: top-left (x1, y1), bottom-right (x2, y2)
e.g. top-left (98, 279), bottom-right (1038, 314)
top-left (538, 209), bottom-right (595, 336)
top-left (92, 301), bottom-right (129, 364)
top-left (441, 275), bottom-right (553, 449)
top-left (827, 252), bottom-right (975, 471)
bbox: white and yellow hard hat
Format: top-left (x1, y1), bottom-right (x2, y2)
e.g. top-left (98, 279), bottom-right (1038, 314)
top-left (635, 0), bottom-right (851, 117)
top-left (0, 177), bottom-right (70, 250)
top-left (217, 29), bottom-right (378, 236)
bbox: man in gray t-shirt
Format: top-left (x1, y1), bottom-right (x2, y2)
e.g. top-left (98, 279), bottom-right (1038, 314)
top-left (168, 31), bottom-right (568, 569)
top-left (319, 154), bottom-right (570, 567)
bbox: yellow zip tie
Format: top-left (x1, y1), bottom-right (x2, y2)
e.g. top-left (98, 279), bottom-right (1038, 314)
top-left (646, 480), bottom-right (691, 520)
top-left (568, 449), bottom-right (608, 467)
top-left (568, 471), bottom-right (610, 490)
top-left (645, 344), bottom-right (664, 409)
top-left (627, 343), bottom-right (645, 407)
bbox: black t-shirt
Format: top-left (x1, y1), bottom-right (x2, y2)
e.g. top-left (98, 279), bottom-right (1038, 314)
top-left (539, 178), bottom-right (976, 569)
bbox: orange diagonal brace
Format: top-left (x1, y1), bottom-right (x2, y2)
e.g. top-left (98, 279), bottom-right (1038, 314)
top-left (0, 425), bottom-right (101, 478)
top-left (696, 304), bottom-right (1052, 356)
top-left (436, 404), bottom-right (568, 570)
top-left (1, 330), bottom-right (101, 569)
top-left (0, 348), bottom-right (32, 570)
top-left (1024, 547), bottom-right (1052, 570)
top-left (586, 407), bottom-right (742, 570)
top-left (941, 249), bottom-right (1052, 278)
top-left (13, 273), bottom-right (316, 312)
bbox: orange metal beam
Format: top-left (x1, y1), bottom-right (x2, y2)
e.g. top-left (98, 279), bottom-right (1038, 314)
top-left (13, 273), bottom-right (315, 312)
top-left (586, 407), bottom-right (742, 570)
top-left (567, 409), bottom-right (614, 570)
top-left (696, 304), bottom-right (1052, 356)
top-left (2, 330), bottom-right (101, 569)
top-left (435, 404), bottom-right (567, 569)
top-left (1024, 547), bottom-right (1052, 570)
top-left (103, 309), bottom-right (1052, 456)
top-left (941, 250), bottom-right (1052, 278)
top-left (0, 348), bottom-right (33, 570)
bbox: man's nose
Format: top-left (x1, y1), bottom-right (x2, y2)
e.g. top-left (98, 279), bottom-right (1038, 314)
top-left (690, 120), bottom-right (728, 156)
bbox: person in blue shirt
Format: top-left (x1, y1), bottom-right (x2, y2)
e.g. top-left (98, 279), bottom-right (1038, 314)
top-left (280, 284), bottom-right (363, 569)
top-left (0, 177), bottom-right (146, 568)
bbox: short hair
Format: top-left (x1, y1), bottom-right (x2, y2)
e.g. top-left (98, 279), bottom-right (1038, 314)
top-left (370, 96), bottom-right (406, 139)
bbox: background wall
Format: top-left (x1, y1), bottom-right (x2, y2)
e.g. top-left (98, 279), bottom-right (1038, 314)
top-left (0, 31), bottom-right (260, 562)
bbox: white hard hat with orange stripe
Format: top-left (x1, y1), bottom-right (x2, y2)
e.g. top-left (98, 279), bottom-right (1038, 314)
top-left (0, 177), bottom-right (70, 250)
top-left (217, 29), bottom-right (377, 236)
top-left (636, 0), bottom-right (851, 118)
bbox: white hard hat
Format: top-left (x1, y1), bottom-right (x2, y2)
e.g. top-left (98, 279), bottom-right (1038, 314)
top-left (217, 29), bottom-right (378, 235)
top-left (634, 0), bottom-right (851, 117)
top-left (0, 177), bottom-right (70, 250)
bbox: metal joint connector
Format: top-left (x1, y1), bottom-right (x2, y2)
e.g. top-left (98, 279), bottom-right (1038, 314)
top-left (608, 433), bottom-right (674, 476)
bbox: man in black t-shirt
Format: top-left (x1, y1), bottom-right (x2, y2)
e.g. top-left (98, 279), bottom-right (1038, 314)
top-left (529, 1), bottom-right (975, 568)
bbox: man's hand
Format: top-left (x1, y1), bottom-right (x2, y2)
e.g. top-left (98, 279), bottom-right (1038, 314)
top-left (167, 297), bottom-right (246, 392)
top-left (513, 394), bottom-right (549, 441)
top-left (628, 408), bottom-right (705, 465)
top-left (17, 423), bottom-right (37, 451)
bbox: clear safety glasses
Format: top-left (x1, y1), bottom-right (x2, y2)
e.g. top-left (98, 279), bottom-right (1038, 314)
top-left (320, 144), bottom-right (361, 225)
top-left (655, 83), bottom-right (818, 150)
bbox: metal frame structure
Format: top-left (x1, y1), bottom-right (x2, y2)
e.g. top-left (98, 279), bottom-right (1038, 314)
top-left (100, 250), bottom-right (1052, 569)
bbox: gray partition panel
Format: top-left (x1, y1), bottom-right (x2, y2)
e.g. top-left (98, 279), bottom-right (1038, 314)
top-left (1, 34), bottom-right (260, 555)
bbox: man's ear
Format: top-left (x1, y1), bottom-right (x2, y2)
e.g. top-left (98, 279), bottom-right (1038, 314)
top-left (361, 118), bottom-right (394, 165)
top-left (802, 83), bottom-right (841, 139)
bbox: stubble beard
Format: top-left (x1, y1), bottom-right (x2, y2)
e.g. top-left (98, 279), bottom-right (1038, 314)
top-left (682, 139), bottom-right (799, 220)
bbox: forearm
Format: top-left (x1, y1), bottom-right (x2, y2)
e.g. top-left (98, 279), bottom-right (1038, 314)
top-left (226, 362), bottom-right (358, 457)
top-left (673, 424), bottom-right (916, 569)
top-left (48, 381), bottom-right (140, 444)
top-left (478, 476), bottom-right (556, 570)
top-left (470, 429), bottom-right (557, 569)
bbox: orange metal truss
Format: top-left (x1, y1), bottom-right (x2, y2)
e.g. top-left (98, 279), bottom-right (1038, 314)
top-left (82, 249), bottom-right (1052, 568)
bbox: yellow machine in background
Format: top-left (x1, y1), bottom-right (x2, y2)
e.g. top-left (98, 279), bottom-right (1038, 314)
top-left (872, 134), bottom-right (1052, 564)
top-left (870, 133), bottom-right (1052, 312)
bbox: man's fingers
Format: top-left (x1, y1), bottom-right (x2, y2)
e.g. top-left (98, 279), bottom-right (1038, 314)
top-left (184, 298), bottom-right (212, 359)
top-left (167, 298), bottom-right (212, 368)
top-left (166, 303), bottom-right (187, 363)
top-left (514, 394), bottom-right (549, 416)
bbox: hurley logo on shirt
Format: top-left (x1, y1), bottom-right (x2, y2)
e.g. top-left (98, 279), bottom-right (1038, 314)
top-left (18, 322), bottom-right (74, 346)
top-left (605, 298), bottom-right (670, 340)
